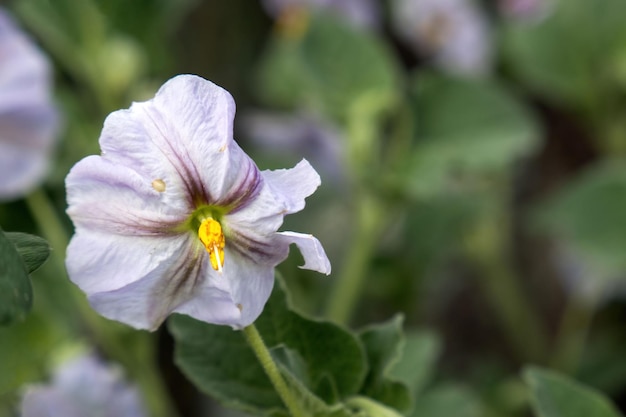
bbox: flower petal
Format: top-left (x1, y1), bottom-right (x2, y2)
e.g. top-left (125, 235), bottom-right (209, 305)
top-left (22, 354), bottom-right (146, 417)
top-left (0, 131), bottom-right (49, 200)
top-left (85, 238), bottom-right (239, 330)
top-left (225, 159), bottom-right (322, 237)
top-left (173, 276), bottom-right (244, 328)
top-left (97, 74), bottom-right (261, 208)
top-left (262, 159), bottom-right (321, 214)
top-left (275, 231), bottom-right (332, 274)
top-left (21, 387), bottom-right (79, 417)
top-left (66, 155), bottom-right (186, 235)
top-left (0, 10), bottom-right (59, 200)
top-left (218, 250), bottom-right (276, 328)
top-left (66, 231), bottom-right (188, 294)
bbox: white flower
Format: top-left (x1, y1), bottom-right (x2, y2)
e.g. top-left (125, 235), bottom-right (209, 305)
top-left (65, 74), bottom-right (331, 330)
top-left (0, 8), bottom-right (59, 200)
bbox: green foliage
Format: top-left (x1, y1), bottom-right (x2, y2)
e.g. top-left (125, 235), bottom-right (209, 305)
top-left (534, 161), bottom-right (626, 300)
top-left (5, 232), bottom-right (50, 274)
top-left (0, 229), bottom-right (33, 325)
top-left (408, 72), bottom-right (540, 197)
top-left (535, 162), bottom-right (626, 266)
top-left (502, 0), bottom-right (626, 106)
top-left (409, 385), bottom-right (482, 417)
top-left (169, 277), bottom-right (368, 415)
top-left (170, 277), bottom-right (449, 417)
top-left (390, 329), bottom-right (441, 398)
top-left (0, 312), bottom-right (65, 393)
top-left (524, 367), bottom-right (624, 417)
top-left (358, 315), bottom-right (411, 412)
top-left (256, 13), bottom-right (399, 121)
top-left (5, 1), bottom-right (626, 416)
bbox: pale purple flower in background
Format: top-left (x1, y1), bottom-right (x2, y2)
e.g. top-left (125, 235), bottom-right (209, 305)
top-left (0, 8), bottom-right (59, 201)
top-left (242, 110), bottom-right (345, 186)
top-left (553, 243), bottom-right (626, 307)
top-left (21, 354), bottom-right (146, 417)
top-left (261, 0), bottom-right (380, 29)
top-left (65, 74), bottom-right (330, 331)
top-left (390, 0), bottom-right (493, 76)
top-left (498, 0), bottom-right (554, 23)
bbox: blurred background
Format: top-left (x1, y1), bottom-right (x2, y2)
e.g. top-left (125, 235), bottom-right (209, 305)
top-left (3, 0), bottom-right (626, 416)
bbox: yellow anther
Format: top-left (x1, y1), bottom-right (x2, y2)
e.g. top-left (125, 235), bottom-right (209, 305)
top-left (198, 218), bottom-right (225, 272)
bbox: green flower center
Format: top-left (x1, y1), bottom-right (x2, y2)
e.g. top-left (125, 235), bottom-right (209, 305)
top-left (182, 205), bottom-right (228, 272)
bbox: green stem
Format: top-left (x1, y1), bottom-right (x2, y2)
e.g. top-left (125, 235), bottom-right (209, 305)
top-left (550, 294), bottom-right (596, 373)
top-left (325, 193), bottom-right (384, 325)
top-left (25, 188), bottom-right (70, 262)
top-left (464, 211), bottom-right (548, 362)
top-left (243, 324), bottom-right (305, 417)
top-left (25, 188), bottom-right (179, 417)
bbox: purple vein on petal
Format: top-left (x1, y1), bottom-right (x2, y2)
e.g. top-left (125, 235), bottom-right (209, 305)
top-left (226, 227), bottom-right (279, 264)
top-left (147, 239), bottom-right (207, 323)
top-left (218, 157), bottom-right (263, 212)
top-left (140, 106), bottom-right (213, 207)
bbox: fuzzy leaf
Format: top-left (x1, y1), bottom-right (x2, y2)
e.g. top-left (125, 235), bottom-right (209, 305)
top-left (255, 13), bottom-right (399, 121)
top-left (358, 315), bottom-right (411, 413)
top-left (169, 276), bottom-right (367, 414)
top-left (0, 312), bottom-right (64, 392)
top-left (524, 367), bottom-right (623, 417)
top-left (408, 72), bottom-right (540, 197)
top-left (502, 0), bottom-right (626, 105)
top-left (0, 229), bottom-right (33, 325)
top-left (6, 232), bottom-right (50, 274)
top-left (410, 385), bottom-right (482, 417)
top-left (390, 329), bottom-right (441, 398)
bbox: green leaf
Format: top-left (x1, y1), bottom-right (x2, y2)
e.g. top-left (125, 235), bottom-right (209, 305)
top-left (408, 72), bottom-right (540, 198)
top-left (533, 162), bottom-right (626, 299)
top-left (168, 276), bottom-right (367, 414)
top-left (270, 347), bottom-right (358, 417)
top-left (255, 13), bottom-right (399, 121)
top-left (524, 367), bottom-right (623, 417)
top-left (255, 35), bottom-right (311, 110)
top-left (358, 315), bottom-right (411, 413)
top-left (0, 229), bottom-right (33, 325)
top-left (0, 311), bottom-right (65, 393)
top-left (255, 278), bottom-right (367, 401)
top-left (5, 232), bottom-right (51, 274)
top-left (410, 385), bottom-right (482, 417)
top-left (502, 0), bottom-right (626, 105)
top-left (169, 315), bottom-right (283, 414)
top-left (298, 14), bottom-right (399, 120)
top-left (389, 329), bottom-right (441, 398)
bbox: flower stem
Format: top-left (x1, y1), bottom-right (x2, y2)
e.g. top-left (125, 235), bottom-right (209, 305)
top-left (325, 193), bottom-right (384, 326)
top-left (550, 294), bottom-right (596, 373)
top-left (242, 324), bottom-right (305, 417)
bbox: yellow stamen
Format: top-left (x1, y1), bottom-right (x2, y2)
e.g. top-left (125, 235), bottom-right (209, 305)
top-left (198, 218), bottom-right (225, 272)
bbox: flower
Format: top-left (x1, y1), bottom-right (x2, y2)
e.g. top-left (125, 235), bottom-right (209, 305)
top-left (0, 8), bottom-right (59, 201)
top-left (498, 0), bottom-right (554, 23)
top-left (390, 0), bottom-right (492, 76)
top-left (242, 109), bottom-right (345, 185)
top-left (65, 74), bottom-right (331, 330)
top-left (21, 353), bottom-right (146, 417)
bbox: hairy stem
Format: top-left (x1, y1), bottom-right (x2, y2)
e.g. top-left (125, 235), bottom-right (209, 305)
top-left (243, 324), bottom-right (305, 417)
